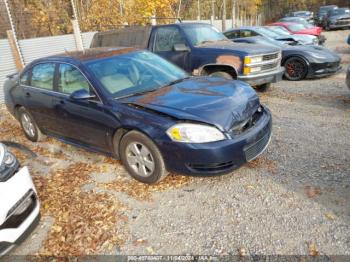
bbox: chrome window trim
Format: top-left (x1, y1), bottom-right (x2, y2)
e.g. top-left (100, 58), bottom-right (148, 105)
top-left (21, 61), bottom-right (103, 104)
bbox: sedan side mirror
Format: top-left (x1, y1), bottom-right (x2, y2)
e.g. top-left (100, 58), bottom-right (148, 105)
top-left (70, 89), bottom-right (96, 100)
top-left (173, 43), bottom-right (190, 52)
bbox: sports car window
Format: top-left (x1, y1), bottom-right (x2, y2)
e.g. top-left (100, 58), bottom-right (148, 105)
top-left (58, 64), bottom-right (90, 94)
top-left (153, 27), bottom-right (186, 52)
top-left (224, 30), bottom-right (240, 39)
top-left (31, 63), bottom-right (55, 90)
top-left (241, 30), bottom-right (258, 37)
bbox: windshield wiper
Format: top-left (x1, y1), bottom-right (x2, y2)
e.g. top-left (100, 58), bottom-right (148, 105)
top-left (165, 76), bottom-right (191, 86)
top-left (115, 77), bottom-right (191, 100)
top-left (115, 88), bottom-right (160, 100)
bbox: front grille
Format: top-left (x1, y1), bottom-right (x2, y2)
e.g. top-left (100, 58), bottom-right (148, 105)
top-left (261, 62), bottom-right (278, 71)
top-left (244, 130), bottom-right (271, 161)
top-left (327, 61), bottom-right (340, 69)
top-left (262, 53), bottom-right (279, 61)
top-left (336, 19), bottom-right (350, 25)
top-left (188, 161), bottom-right (236, 172)
top-left (0, 190), bottom-right (37, 230)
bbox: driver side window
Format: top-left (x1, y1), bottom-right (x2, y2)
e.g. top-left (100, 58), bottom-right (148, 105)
top-left (154, 27), bottom-right (186, 52)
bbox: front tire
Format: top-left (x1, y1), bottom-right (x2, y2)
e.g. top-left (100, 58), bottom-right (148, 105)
top-left (119, 131), bottom-right (168, 184)
top-left (209, 71), bottom-right (234, 80)
top-left (18, 107), bottom-right (44, 142)
top-left (284, 57), bottom-right (308, 81)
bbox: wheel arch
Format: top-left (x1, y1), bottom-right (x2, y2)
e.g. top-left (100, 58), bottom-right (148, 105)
top-left (198, 64), bottom-right (238, 79)
top-left (111, 126), bottom-right (160, 159)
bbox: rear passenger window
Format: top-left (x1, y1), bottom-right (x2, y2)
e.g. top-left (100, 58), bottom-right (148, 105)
top-left (20, 70), bottom-right (30, 85)
top-left (58, 64), bottom-right (90, 95)
top-left (31, 63), bottom-right (55, 90)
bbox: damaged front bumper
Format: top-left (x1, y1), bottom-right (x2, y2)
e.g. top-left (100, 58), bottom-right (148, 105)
top-left (237, 67), bottom-right (285, 86)
top-left (159, 106), bottom-right (272, 175)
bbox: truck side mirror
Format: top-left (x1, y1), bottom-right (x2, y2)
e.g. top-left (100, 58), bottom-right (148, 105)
top-left (173, 43), bottom-right (190, 52)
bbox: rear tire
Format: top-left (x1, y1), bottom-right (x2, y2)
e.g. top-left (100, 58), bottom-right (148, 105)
top-left (209, 71), bottom-right (234, 80)
top-left (119, 131), bottom-right (168, 184)
top-left (18, 107), bottom-right (44, 142)
top-left (284, 57), bottom-right (308, 81)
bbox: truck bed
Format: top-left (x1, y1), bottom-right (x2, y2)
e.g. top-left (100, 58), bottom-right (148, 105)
top-left (90, 26), bottom-right (152, 49)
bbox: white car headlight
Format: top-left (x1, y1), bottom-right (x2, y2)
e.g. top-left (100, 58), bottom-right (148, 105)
top-left (166, 123), bottom-right (225, 143)
top-left (0, 143), bottom-right (15, 167)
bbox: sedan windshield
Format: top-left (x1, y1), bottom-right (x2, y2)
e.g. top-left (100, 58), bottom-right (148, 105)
top-left (182, 24), bottom-right (227, 46)
top-left (287, 23), bottom-right (306, 31)
top-left (85, 51), bottom-right (188, 99)
top-left (255, 27), bottom-right (280, 38)
top-left (266, 26), bottom-right (292, 36)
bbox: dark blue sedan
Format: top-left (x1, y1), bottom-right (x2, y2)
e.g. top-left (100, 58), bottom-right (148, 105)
top-left (4, 48), bottom-right (272, 183)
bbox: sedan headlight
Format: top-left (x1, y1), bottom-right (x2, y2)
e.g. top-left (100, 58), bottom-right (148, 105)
top-left (166, 123), bottom-right (225, 143)
top-left (0, 143), bottom-right (19, 182)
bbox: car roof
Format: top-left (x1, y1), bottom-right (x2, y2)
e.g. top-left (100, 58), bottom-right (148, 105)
top-left (31, 47), bottom-right (138, 65)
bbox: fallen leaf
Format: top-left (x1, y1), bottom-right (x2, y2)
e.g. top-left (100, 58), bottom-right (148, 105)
top-left (325, 212), bottom-right (336, 220)
top-left (308, 243), bottom-right (319, 256)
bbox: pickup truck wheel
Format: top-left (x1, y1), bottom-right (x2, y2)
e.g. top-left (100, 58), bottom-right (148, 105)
top-left (119, 131), bottom-right (168, 184)
top-left (284, 57), bottom-right (308, 81)
top-left (209, 71), bottom-right (234, 80)
top-left (18, 107), bottom-right (44, 142)
top-left (255, 83), bottom-right (271, 92)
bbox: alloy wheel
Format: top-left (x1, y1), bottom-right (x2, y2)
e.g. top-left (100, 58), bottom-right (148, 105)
top-left (126, 142), bottom-right (155, 177)
top-left (21, 113), bottom-right (36, 138)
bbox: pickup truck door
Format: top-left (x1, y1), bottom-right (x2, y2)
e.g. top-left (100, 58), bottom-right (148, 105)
top-left (150, 26), bottom-right (191, 71)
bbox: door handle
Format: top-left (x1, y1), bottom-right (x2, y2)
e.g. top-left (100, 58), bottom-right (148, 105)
top-left (25, 92), bottom-right (31, 98)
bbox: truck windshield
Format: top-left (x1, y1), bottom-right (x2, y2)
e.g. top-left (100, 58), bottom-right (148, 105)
top-left (85, 51), bottom-right (188, 99)
top-left (182, 24), bottom-right (227, 46)
top-left (330, 9), bottom-right (350, 16)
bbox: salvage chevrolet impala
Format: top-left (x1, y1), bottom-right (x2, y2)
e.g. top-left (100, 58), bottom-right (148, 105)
top-left (4, 48), bottom-right (272, 184)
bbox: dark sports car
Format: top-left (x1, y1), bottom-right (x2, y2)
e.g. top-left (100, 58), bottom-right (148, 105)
top-left (225, 35), bottom-right (341, 81)
top-left (4, 48), bottom-right (272, 184)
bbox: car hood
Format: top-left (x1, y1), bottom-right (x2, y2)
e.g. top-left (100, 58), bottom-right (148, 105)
top-left (284, 45), bottom-right (341, 61)
top-left (197, 40), bottom-right (280, 56)
top-left (120, 77), bottom-right (260, 131)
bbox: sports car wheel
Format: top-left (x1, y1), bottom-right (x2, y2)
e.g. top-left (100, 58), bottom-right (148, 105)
top-left (284, 57), bottom-right (308, 81)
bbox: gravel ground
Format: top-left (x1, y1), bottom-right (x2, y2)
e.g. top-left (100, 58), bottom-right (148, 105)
top-left (4, 30), bottom-right (350, 257)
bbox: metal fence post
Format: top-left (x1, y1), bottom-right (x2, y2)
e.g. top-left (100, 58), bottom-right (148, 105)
top-left (4, 0), bottom-right (24, 69)
top-left (71, 0), bottom-right (84, 51)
